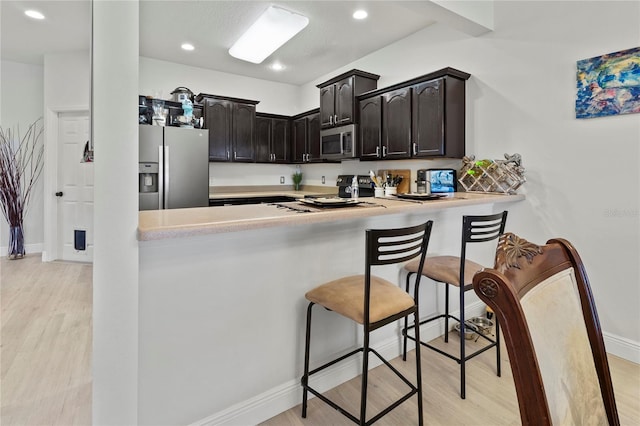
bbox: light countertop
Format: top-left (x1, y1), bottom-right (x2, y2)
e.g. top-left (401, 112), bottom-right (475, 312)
top-left (138, 192), bottom-right (525, 241)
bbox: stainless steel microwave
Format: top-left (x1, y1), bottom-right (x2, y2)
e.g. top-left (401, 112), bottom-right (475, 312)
top-left (320, 124), bottom-right (357, 160)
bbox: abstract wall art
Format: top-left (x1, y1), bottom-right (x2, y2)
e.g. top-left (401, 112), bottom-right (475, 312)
top-left (576, 47), bottom-right (640, 119)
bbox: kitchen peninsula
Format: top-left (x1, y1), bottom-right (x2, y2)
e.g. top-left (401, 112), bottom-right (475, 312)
top-left (137, 192), bottom-right (523, 425)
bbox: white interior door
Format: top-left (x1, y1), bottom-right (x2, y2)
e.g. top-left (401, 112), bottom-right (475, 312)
top-left (57, 112), bottom-right (93, 262)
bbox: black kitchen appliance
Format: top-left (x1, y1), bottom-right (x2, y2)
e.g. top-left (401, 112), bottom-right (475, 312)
top-left (336, 175), bottom-right (374, 198)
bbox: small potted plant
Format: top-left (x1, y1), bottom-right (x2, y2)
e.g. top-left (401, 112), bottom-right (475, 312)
top-left (292, 171), bottom-right (303, 191)
top-left (0, 118), bottom-right (44, 259)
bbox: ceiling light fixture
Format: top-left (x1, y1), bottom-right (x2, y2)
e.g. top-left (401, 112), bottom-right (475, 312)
top-left (353, 10), bottom-right (368, 20)
top-left (181, 43), bottom-right (195, 51)
top-left (270, 63), bottom-right (285, 71)
top-left (229, 5), bottom-right (309, 64)
top-left (25, 10), bottom-right (45, 20)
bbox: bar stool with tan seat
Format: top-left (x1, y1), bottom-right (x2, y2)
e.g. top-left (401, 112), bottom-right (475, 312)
top-left (302, 221), bottom-right (433, 426)
top-left (401, 211), bottom-right (508, 399)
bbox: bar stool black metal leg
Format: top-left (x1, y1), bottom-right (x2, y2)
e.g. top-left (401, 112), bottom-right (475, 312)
top-left (413, 308), bottom-right (424, 426)
top-left (444, 283), bottom-right (450, 343)
top-left (402, 272), bottom-right (414, 361)
top-left (459, 288), bottom-right (466, 399)
top-left (496, 317), bottom-right (501, 377)
top-left (360, 329), bottom-right (370, 426)
top-left (301, 302), bottom-right (315, 418)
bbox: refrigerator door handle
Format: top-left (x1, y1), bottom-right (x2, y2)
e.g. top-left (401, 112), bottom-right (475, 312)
top-left (158, 145), bottom-right (164, 209)
top-left (163, 146), bottom-right (170, 209)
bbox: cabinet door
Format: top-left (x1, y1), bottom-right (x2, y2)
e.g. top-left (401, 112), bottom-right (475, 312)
top-left (203, 98), bottom-right (231, 161)
top-left (255, 116), bottom-right (271, 163)
top-left (291, 117), bottom-right (307, 163)
top-left (232, 103), bottom-right (255, 162)
top-left (334, 77), bottom-right (354, 126)
top-left (307, 113), bottom-right (321, 161)
top-left (359, 96), bottom-right (382, 160)
top-left (319, 85), bottom-right (335, 128)
top-left (412, 79), bottom-right (445, 156)
top-left (382, 88), bottom-right (412, 159)
top-left (271, 118), bottom-right (289, 163)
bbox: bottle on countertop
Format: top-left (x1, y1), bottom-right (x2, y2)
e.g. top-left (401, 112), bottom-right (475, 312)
top-left (351, 175), bottom-right (359, 200)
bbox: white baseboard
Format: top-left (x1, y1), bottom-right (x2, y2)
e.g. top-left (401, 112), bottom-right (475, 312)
top-left (190, 300), bottom-right (640, 426)
top-left (0, 243), bottom-right (43, 258)
top-left (603, 332), bottom-right (640, 364)
top-left (191, 304), bottom-right (482, 426)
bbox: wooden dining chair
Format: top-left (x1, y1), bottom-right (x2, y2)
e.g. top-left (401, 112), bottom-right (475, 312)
top-left (472, 233), bottom-right (619, 425)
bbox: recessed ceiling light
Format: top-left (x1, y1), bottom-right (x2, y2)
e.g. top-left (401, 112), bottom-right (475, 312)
top-left (181, 43), bottom-right (195, 51)
top-left (25, 10), bottom-right (45, 20)
top-left (229, 5), bottom-right (309, 64)
top-left (353, 10), bottom-right (368, 20)
top-left (270, 63), bottom-right (285, 71)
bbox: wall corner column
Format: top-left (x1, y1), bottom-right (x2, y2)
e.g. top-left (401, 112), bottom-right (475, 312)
top-left (92, 0), bottom-right (139, 424)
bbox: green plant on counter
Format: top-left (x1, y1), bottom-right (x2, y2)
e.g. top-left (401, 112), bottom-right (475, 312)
top-left (292, 171), bottom-right (303, 191)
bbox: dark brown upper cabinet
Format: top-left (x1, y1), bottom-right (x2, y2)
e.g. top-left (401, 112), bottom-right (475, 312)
top-left (412, 76), bottom-right (466, 158)
top-left (359, 96), bottom-right (382, 160)
top-left (382, 88), bottom-right (412, 159)
top-left (255, 113), bottom-right (290, 163)
top-left (357, 67), bottom-right (470, 161)
top-left (291, 109), bottom-right (321, 163)
top-left (317, 70), bottom-right (379, 129)
top-left (197, 93), bottom-right (259, 162)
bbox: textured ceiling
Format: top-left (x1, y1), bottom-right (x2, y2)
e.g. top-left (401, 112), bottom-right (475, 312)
top-left (1, 1), bottom-right (489, 86)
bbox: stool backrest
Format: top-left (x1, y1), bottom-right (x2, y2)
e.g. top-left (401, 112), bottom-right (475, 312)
top-left (366, 221), bottom-right (433, 267)
top-left (364, 221), bottom-right (433, 328)
top-left (459, 211), bottom-right (508, 288)
top-left (472, 233), bottom-right (619, 426)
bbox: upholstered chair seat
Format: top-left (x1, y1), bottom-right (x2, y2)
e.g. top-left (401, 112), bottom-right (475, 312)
top-left (305, 275), bottom-right (415, 325)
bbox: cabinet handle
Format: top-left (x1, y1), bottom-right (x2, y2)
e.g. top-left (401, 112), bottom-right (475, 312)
top-left (413, 143), bottom-right (417, 156)
top-left (382, 146), bottom-right (387, 157)
top-left (329, 115), bottom-right (333, 125)
top-left (234, 151), bottom-right (237, 159)
top-left (334, 114), bottom-right (338, 124)
top-left (227, 150), bottom-right (230, 160)
top-left (375, 146), bottom-right (380, 158)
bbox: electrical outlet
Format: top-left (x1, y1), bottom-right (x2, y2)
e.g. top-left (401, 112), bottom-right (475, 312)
top-left (280, 176), bottom-right (285, 184)
top-left (322, 176), bottom-right (326, 184)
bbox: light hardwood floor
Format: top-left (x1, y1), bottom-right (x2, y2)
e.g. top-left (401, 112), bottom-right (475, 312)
top-left (1, 254), bottom-right (92, 425)
top-left (1, 255), bottom-right (638, 425)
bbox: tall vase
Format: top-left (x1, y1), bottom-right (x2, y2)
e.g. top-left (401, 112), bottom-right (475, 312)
top-left (8, 224), bottom-right (25, 259)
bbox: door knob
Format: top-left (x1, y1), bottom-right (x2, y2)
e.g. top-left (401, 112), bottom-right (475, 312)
top-left (55, 191), bottom-right (63, 197)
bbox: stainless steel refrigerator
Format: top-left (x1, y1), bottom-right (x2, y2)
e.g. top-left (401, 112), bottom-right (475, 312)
top-left (138, 125), bottom-right (209, 210)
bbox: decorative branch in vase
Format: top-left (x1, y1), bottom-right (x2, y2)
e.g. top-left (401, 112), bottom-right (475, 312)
top-left (0, 118), bottom-right (44, 259)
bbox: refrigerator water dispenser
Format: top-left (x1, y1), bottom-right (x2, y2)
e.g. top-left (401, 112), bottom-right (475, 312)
top-left (139, 163), bottom-right (159, 193)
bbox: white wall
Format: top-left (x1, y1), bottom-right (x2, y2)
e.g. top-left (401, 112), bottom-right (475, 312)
top-left (42, 51), bottom-right (90, 260)
top-left (92, 1), bottom-right (139, 425)
top-left (294, 0), bottom-right (639, 356)
top-left (43, 52), bottom-right (90, 110)
top-left (0, 61), bottom-right (44, 254)
top-left (139, 57), bottom-right (300, 115)
top-left (136, 0), bottom-right (639, 356)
